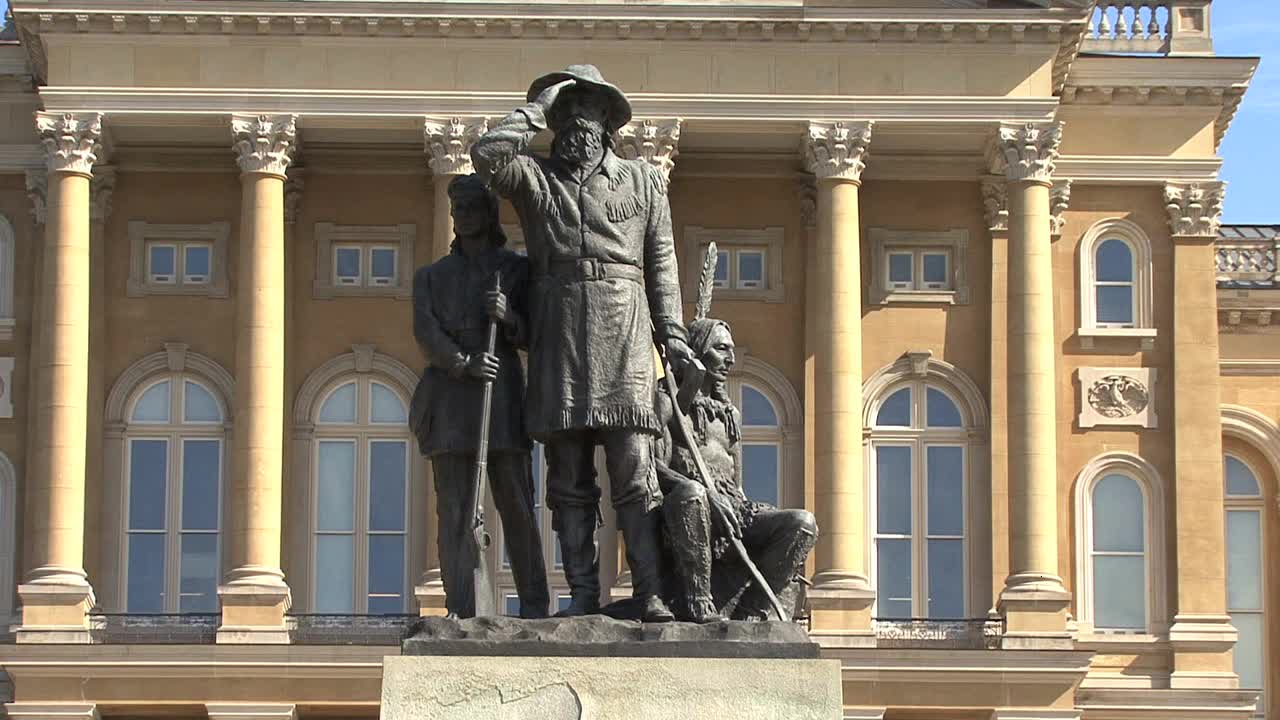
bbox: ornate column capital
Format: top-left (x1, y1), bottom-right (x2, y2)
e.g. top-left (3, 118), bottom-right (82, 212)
top-left (802, 120), bottom-right (873, 183)
top-left (25, 169), bottom-right (47, 226)
top-left (989, 121), bottom-right (1062, 185)
top-left (36, 111), bottom-right (104, 176)
top-left (797, 175), bottom-right (817, 228)
top-left (284, 171), bottom-right (305, 225)
top-left (981, 177), bottom-right (1008, 234)
top-left (423, 116), bottom-right (488, 176)
top-left (614, 118), bottom-right (683, 180)
top-left (1164, 181), bottom-right (1224, 238)
top-left (1050, 179), bottom-right (1072, 237)
top-left (90, 167), bottom-right (116, 223)
top-left (231, 113), bottom-right (298, 177)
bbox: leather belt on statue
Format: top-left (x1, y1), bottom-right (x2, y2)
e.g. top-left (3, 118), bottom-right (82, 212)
top-left (544, 258), bottom-right (643, 283)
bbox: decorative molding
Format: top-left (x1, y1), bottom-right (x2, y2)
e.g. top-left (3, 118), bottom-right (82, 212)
top-left (231, 113), bottom-right (298, 177)
top-left (90, 167), bottom-right (116, 223)
top-left (981, 178), bottom-right (1007, 234)
top-left (312, 223), bottom-right (416, 300)
top-left (681, 225), bottom-right (785, 304)
top-left (802, 121), bottom-right (873, 183)
top-left (36, 111), bottom-right (104, 176)
top-left (105, 347), bottom-right (235, 427)
top-left (126, 221), bottom-right (232, 298)
top-left (1077, 367), bottom-right (1157, 429)
top-left (614, 118), bottom-right (682, 180)
top-left (24, 170), bottom-right (47, 226)
top-left (284, 171), bottom-right (305, 225)
top-left (422, 116), bottom-right (488, 177)
top-left (1220, 359), bottom-right (1280, 377)
top-left (862, 352), bottom-right (989, 432)
top-left (1055, 156), bottom-right (1222, 185)
top-left (797, 175), bottom-right (817, 229)
top-left (1164, 181), bottom-right (1224, 238)
top-left (0, 144), bottom-right (48, 173)
top-left (988, 121), bottom-right (1062, 184)
top-left (1049, 180), bottom-right (1071, 236)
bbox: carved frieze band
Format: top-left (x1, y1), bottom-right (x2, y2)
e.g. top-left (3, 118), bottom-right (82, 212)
top-left (423, 116), bottom-right (489, 176)
top-left (231, 113), bottom-right (298, 177)
top-left (990, 121), bottom-right (1062, 184)
top-left (802, 121), bottom-right (873, 183)
top-left (614, 118), bottom-right (683, 180)
top-left (1164, 181), bottom-right (1224, 238)
top-left (981, 178), bottom-right (1008, 234)
top-left (36, 111), bottom-right (104, 176)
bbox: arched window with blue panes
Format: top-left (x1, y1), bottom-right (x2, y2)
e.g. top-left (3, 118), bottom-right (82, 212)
top-left (1225, 454), bottom-right (1266, 715)
top-left (870, 381), bottom-right (967, 620)
top-left (312, 377), bottom-right (411, 614)
top-left (123, 376), bottom-right (226, 613)
top-left (734, 381), bottom-right (783, 507)
top-left (1093, 238), bottom-right (1136, 327)
top-left (1088, 472), bottom-right (1148, 630)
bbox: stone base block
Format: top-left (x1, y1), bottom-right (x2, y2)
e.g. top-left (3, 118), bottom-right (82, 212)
top-left (381, 654), bottom-right (842, 720)
top-left (413, 582), bottom-right (448, 618)
top-left (15, 582), bottom-right (95, 644)
top-left (217, 581), bottom-right (291, 644)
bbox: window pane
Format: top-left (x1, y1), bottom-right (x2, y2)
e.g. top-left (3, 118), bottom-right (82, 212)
top-left (888, 253), bottom-right (913, 284)
top-left (738, 251), bottom-right (764, 286)
top-left (128, 439), bottom-right (168, 530)
top-left (1226, 509), bottom-right (1262, 611)
top-left (1092, 474), bottom-right (1144, 552)
top-left (876, 538), bottom-right (912, 619)
top-left (922, 253), bottom-right (947, 284)
top-left (926, 387), bottom-right (962, 428)
top-left (368, 595), bottom-right (404, 615)
top-left (181, 439), bottom-right (220, 531)
top-left (369, 440), bottom-right (407, 532)
top-left (370, 247), bottom-right (397, 279)
top-left (318, 382), bottom-right (357, 424)
top-left (179, 533), bottom-right (218, 613)
top-left (314, 535), bottom-right (354, 613)
top-left (317, 441), bottom-right (355, 532)
top-left (149, 245), bottom-right (176, 276)
top-left (1225, 456), bottom-right (1261, 497)
top-left (1231, 612), bottom-right (1265, 690)
top-left (713, 251), bottom-right (728, 287)
top-left (1096, 239), bottom-right (1134, 282)
top-left (184, 245), bottom-right (211, 278)
top-left (1093, 554), bottom-right (1146, 629)
top-left (504, 594), bottom-right (521, 617)
top-left (184, 381), bottom-right (222, 423)
top-left (741, 385), bottom-right (778, 426)
top-left (742, 444), bottom-right (779, 506)
top-left (876, 445), bottom-right (912, 535)
top-left (876, 387), bottom-right (911, 427)
top-left (926, 446), bottom-right (964, 536)
top-left (132, 380), bottom-right (171, 423)
top-left (927, 539), bottom-right (964, 619)
top-left (127, 533), bottom-right (166, 613)
top-left (368, 534), bottom-right (406, 599)
top-left (335, 247), bottom-right (361, 279)
top-left (1096, 285), bottom-right (1134, 325)
top-left (370, 382), bottom-right (408, 424)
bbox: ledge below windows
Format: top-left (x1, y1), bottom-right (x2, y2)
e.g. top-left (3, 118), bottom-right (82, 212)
top-left (875, 290), bottom-right (959, 306)
top-left (1077, 327), bottom-right (1157, 351)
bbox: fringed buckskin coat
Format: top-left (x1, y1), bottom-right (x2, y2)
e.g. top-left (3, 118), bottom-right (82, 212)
top-left (471, 103), bottom-right (687, 439)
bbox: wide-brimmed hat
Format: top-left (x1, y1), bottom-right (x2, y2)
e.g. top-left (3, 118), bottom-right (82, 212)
top-left (526, 64), bottom-right (632, 133)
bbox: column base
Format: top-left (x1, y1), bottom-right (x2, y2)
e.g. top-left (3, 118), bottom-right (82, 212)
top-left (3, 703), bottom-right (99, 720)
top-left (1168, 614), bottom-right (1238, 689)
top-left (217, 571), bottom-right (291, 644)
top-left (205, 704), bottom-right (297, 720)
top-left (15, 579), bottom-right (96, 644)
top-left (413, 579), bottom-right (449, 618)
top-left (807, 572), bottom-right (875, 637)
top-left (998, 575), bottom-right (1072, 650)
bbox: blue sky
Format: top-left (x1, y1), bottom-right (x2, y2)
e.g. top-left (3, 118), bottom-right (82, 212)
top-left (0, 0), bottom-right (1269, 219)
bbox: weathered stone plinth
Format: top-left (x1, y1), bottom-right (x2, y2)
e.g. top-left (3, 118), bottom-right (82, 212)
top-left (385, 616), bottom-right (841, 719)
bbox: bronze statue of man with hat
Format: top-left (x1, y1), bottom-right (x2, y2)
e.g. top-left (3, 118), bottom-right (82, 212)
top-left (472, 65), bottom-right (695, 621)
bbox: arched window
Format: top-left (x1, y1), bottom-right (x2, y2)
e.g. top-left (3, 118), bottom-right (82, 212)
top-left (122, 376), bottom-right (226, 613)
top-left (1073, 453), bottom-right (1166, 635)
top-left (1225, 454), bottom-right (1266, 710)
top-left (735, 382), bottom-right (782, 506)
top-left (312, 376), bottom-right (411, 614)
top-left (869, 381), bottom-right (969, 619)
top-left (1078, 218), bottom-right (1155, 345)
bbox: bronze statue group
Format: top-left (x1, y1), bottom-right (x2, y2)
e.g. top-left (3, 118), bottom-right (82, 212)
top-left (409, 65), bottom-right (816, 624)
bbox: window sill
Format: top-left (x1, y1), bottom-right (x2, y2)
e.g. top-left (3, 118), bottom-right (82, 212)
top-left (876, 290), bottom-right (958, 306)
top-left (313, 282), bottom-right (411, 300)
top-left (126, 281), bottom-right (229, 299)
top-left (1077, 327), bottom-right (1157, 351)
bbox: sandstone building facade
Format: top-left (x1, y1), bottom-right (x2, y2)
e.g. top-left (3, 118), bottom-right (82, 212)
top-left (0, 0), bottom-right (1272, 718)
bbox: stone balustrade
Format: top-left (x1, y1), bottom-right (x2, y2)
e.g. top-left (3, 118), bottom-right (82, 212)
top-left (1217, 227), bottom-right (1280, 289)
top-left (1082, 1), bottom-right (1214, 56)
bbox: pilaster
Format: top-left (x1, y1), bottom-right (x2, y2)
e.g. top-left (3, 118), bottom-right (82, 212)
top-left (802, 120), bottom-right (876, 635)
top-left (983, 177), bottom-right (1012, 606)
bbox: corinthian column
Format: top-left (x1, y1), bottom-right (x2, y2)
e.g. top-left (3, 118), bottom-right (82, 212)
top-left (1165, 182), bottom-right (1237, 686)
top-left (990, 122), bottom-right (1071, 646)
top-left (17, 112), bottom-right (103, 643)
top-left (424, 117), bottom-right (489, 260)
top-left (614, 118), bottom-right (683, 181)
top-left (219, 114), bottom-right (296, 644)
top-left (802, 120), bottom-right (876, 634)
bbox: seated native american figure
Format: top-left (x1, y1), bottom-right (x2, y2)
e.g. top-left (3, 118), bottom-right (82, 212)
top-left (653, 245), bottom-right (817, 622)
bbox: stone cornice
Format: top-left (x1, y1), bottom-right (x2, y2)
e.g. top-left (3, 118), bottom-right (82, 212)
top-left (36, 111), bottom-right (103, 175)
top-left (1165, 181), bottom-right (1224, 238)
top-left (231, 113), bottom-right (298, 176)
top-left (802, 121), bottom-right (873, 183)
top-left (988, 121), bottom-right (1062, 184)
top-left (1049, 179), bottom-right (1071, 236)
top-left (614, 118), bottom-right (682, 180)
top-left (981, 177), bottom-right (1007, 234)
top-left (422, 116), bottom-right (488, 176)
top-left (1054, 156), bottom-right (1221, 185)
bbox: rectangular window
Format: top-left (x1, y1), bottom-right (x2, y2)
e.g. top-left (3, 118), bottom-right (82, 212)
top-left (736, 250), bottom-right (765, 289)
top-left (921, 252), bottom-right (949, 289)
top-left (887, 252), bottom-right (913, 289)
top-left (334, 246), bottom-right (362, 286)
top-left (713, 252), bottom-right (729, 288)
top-left (369, 246), bottom-right (398, 287)
top-left (886, 249), bottom-right (953, 292)
top-left (148, 244), bottom-right (177, 284)
top-left (183, 244), bottom-right (211, 285)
